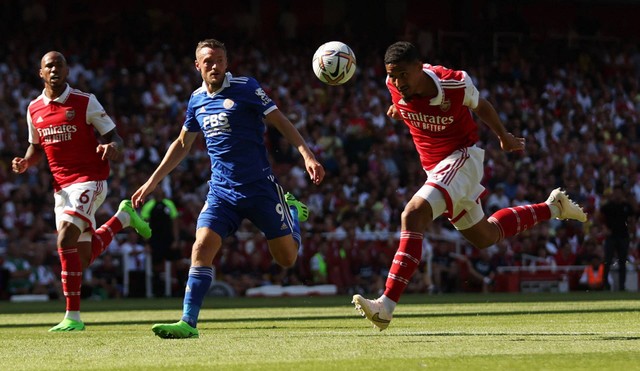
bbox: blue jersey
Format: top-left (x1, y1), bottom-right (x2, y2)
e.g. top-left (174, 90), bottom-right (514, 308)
top-left (184, 72), bottom-right (277, 189)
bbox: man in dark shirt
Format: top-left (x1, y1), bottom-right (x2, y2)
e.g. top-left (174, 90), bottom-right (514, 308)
top-left (599, 184), bottom-right (634, 291)
top-left (141, 187), bottom-right (180, 297)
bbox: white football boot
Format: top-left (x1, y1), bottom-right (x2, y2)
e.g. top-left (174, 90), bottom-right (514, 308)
top-left (352, 295), bottom-right (392, 331)
top-left (546, 188), bottom-right (587, 222)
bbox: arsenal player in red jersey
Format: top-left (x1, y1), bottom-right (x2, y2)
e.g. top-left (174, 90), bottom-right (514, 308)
top-left (12, 51), bottom-right (151, 332)
top-left (352, 41), bottom-right (588, 330)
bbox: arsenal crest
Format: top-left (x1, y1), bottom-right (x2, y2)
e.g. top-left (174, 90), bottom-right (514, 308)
top-left (440, 99), bottom-right (451, 112)
top-left (65, 109), bottom-right (76, 121)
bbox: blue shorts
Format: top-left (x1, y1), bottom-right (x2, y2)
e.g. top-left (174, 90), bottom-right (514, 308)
top-left (196, 176), bottom-right (295, 240)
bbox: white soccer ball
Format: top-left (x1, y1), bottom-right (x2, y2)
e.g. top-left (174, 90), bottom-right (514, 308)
top-left (312, 41), bottom-right (356, 85)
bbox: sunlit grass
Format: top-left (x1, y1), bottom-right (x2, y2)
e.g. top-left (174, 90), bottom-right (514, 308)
top-left (0, 292), bottom-right (638, 370)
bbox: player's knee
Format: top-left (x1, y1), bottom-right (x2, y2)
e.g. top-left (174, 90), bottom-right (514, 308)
top-left (401, 204), bottom-right (430, 230)
top-left (462, 221), bottom-right (500, 249)
top-left (274, 255), bottom-right (296, 268)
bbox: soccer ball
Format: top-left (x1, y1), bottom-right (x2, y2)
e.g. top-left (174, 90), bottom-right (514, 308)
top-left (312, 41), bottom-right (356, 85)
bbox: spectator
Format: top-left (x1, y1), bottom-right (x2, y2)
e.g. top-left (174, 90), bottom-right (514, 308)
top-left (90, 253), bottom-right (122, 299)
top-left (459, 248), bottom-right (496, 293)
top-left (485, 183), bottom-right (510, 213)
top-left (598, 184), bottom-right (635, 291)
top-left (579, 254), bottom-right (609, 291)
top-left (30, 248), bottom-right (63, 299)
top-left (554, 241), bottom-right (577, 266)
top-left (141, 187), bottom-right (181, 297)
top-left (430, 241), bottom-right (459, 294)
top-left (2, 241), bottom-right (33, 295)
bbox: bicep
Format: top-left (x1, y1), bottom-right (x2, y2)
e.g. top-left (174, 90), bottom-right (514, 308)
top-left (264, 108), bottom-right (288, 129)
top-left (178, 129), bottom-right (198, 149)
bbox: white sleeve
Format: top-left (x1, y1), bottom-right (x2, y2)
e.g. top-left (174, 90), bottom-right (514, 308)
top-left (26, 108), bottom-right (39, 144)
top-left (87, 94), bottom-right (116, 135)
top-left (462, 71), bottom-right (480, 109)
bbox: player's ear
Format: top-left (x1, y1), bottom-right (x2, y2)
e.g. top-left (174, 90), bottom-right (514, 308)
top-left (194, 60), bottom-right (200, 72)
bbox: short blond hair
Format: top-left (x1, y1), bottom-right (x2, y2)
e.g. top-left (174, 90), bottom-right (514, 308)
top-left (195, 39), bottom-right (226, 58)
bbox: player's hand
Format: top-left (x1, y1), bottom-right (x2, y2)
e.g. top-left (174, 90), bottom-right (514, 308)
top-left (387, 104), bottom-right (402, 120)
top-left (96, 142), bottom-right (123, 161)
top-left (305, 158), bottom-right (325, 185)
top-left (499, 133), bottom-right (525, 152)
top-left (11, 157), bottom-right (28, 174)
top-left (131, 181), bottom-right (156, 208)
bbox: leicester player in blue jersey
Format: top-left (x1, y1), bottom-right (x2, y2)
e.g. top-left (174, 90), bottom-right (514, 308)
top-left (131, 39), bottom-right (325, 338)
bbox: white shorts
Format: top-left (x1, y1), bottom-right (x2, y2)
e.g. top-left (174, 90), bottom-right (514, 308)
top-left (54, 180), bottom-right (107, 242)
top-left (415, 146), bottom-right (487, 230)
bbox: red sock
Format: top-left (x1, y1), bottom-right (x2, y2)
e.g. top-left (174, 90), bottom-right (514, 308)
top-left (383, 231), bottom-right (423, 303)
top-left (59, 248), bottom-right (83, 311)
top-left (89, 216), bottom-right (124, 265)
top-left (487, 203), bottom-right (551, 240)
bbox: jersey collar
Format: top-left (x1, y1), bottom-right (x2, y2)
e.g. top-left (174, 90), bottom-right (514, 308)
top-left (423, 65), bottom-right (443, 106)
top-left (203, 72), bottom-right (232, 97)
top-left (41, 83), bottom-right (71, 105)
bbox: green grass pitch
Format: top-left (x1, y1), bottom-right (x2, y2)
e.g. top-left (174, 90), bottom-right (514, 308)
top-left (0, 292), bottom-right (639, 370)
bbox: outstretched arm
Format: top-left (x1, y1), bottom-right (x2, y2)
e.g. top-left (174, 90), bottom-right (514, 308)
top-left (12, 143), bottom-right (44, 174)
top-left (473, 98), bottom-right (525, 152)
top-left (131, 129), bottom-right (198, 208)
top-left (265, 109), bottom-right (325, 185)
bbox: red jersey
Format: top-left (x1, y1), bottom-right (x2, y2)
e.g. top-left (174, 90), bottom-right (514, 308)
top-left (27, 85), bottom-right (116, 191)
top-left (387, 64), bottom-right (480, 171)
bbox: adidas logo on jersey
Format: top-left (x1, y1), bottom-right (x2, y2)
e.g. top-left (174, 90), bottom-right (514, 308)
top-left (198, 107), bottom-right (206, 114)
top-left (36, 116), bottom-right (44, 123)
top-left (280, 223), bottom-right (288, 230)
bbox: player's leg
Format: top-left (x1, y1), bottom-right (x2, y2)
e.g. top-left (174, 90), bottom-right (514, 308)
top-left (49, 184), bottom-right (101, 332)
top-left (49, 221), bottom-right (85, 332)
top-left (250, 180), bottom-right (308, 267)
top-left (284, 191), bottom-right (307, 252)
top-left (462, 188), bottom-right (587, 250)
top-left (152, 192), bottom-right (232, 339)
top-left (352, 147), bottom-right (482, 330)
top-left (613, 237), bottom-right (629, 291)
top-left (88, 199), bottom-right (151, 266)
top-left (353, 194), bottom-right (432, 330)
top-left (152, 227), bottom-right (221, 339)
top-left (603, 237), bottom-right (615, 290)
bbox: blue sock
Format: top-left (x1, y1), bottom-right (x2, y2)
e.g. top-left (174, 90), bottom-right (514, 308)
top-left (181, 266), bottom-right (214, 328)
top-left (289, 206), bottom-right (302, 249)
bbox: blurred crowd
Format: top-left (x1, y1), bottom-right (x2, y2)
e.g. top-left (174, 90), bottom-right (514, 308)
top-left (1, 2), bottom-right (639, 300)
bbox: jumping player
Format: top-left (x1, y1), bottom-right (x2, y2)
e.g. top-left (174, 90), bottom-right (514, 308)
top-left (12, 51), bottom-right (151, 332)
top-left (132, 39), bottom-right (325, 339)
top-left (352, 41), bottom-right (587, 330)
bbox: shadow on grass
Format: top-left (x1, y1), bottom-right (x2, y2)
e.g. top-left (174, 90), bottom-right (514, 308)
top-left (1, 306), bottom-right (638, 330)
top-left (1, 291), bottom-right (638, 315)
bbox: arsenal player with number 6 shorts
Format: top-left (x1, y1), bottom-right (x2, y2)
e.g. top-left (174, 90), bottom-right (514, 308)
top-left (12, 51), bottom-right (152, 332)
top-left (352, 41), bottom-right (588, 331)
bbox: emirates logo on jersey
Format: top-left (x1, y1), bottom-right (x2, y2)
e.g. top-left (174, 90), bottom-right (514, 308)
top-left (65, 109), bottom-right (75, 121)
top-left (399, 109), bottom-right (454, 132)
top-left (37, 124), bottom-right (78, 143)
